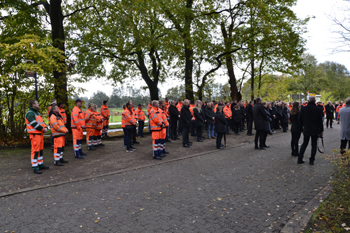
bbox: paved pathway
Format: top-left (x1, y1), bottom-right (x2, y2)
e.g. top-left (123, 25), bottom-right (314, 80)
top-left (0, 126), bottom-right (339, 232)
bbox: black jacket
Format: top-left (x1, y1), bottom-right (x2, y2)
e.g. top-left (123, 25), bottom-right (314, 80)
top-left (270, 106), bottom-right (277, 119)
top-left (281, 107), bottom-right (289, 123)
top-left (290, 113), bottom-right (302, 133)
top-left (325, 104), bottom-right (335, 119)
top-left (299, 102), bottom-right (324, 136)
top-left (253, 103), bottom-right (268, 131)
top-left (214, 112), bottom-right (226, 133)
top-left (193, 107), bottom-right (205, 126)
top-left (180, 105), bottom-right (192, 127)
top-left (246, 104), bottom-right (253, 121)
top-left (232, 109), bottom-right (242, 123)
top-left (204, 106), bottom-right (215, 124)
top-left (169, 105), bottom-right (179, 122)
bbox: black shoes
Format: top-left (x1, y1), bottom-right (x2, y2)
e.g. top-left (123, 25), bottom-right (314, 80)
top-left (133, 141), bottom-right (140, 144)
top-left (297, 160), bottom-right (305, 164)
top-left (88, 146), bottom-right (96, 151)
top-left (197, 139), bottom-right (203, 142)
top-left (153, 156), bottom-right (162, 160)
top-left (130, 146), bottom-right (136, 150)
top-left (54, 161), bottom-right (64, 166)
top-left (254, 146), bottom-right (260, 150)
top-left (263, 145), bottom-right (270, 148)
top-left (166, 139), bottom-right (171, 142)
top-left (39, 165), bottom-right (49, 170)
top-left (309, 159), bottom-right (314, 165)
top-left (99, 143), bottom-right (105, 146)
top-left (183, 144), bottom-right (190, 148)
top-left (60, 158), bottom-right (69, 163)
top-left (235, 133), bottom-right (240, 135)
top-left (34, 169), bottom-right (42, 174)
top-left (163, 151), bottom-right (170, 154)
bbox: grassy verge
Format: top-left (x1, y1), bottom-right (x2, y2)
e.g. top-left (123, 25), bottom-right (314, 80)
top-left (306, 151), bottom-right (350, 232)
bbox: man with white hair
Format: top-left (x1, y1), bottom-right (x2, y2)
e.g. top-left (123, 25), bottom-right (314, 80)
top-left (298, 96), bottom-right (324, 165)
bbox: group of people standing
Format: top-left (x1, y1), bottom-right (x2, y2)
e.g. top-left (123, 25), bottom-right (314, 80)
top-left (25, 98), bottom-right (110, 174)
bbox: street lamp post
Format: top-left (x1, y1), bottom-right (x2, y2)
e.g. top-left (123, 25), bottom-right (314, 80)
top-left (24, 59), bottom-right (38, 100)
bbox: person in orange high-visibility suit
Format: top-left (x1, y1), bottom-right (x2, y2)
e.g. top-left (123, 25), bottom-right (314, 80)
top-left (176, 99), bottom-right (183, 135)
top-left (122, 102), bottom-right (137, 152)
top-left (189, 101), bottom-right (196, 136)
top-left (137, 104), bottom-right (146, 137)
top-left (336, 101), bottom-right (344, 124)
top-left (223, 102), bottom-right (232, 134)
top-left (25, 99), bottom-right (49, 174)
top-left (147, 101), bottom-right (152, 132)
top-left (48, 99), bottom-right (56, 150)
top-left (85, 103), bottom-right (98, 151)
top-left (49, 104), bottom-right (69, 166)
top-left (93, 104), bottom-right (105, 146)
top-left (100, 100), bottom-right (110, 137)
top-left (159, 101), bottom-right (170, 156)
top-left (71, 99), bottom-right (86, 159)
top-left (149, 100), bottom-right (165, 160)
top-left (129, 100), bottom-right (140, 144)
top-left (58, 102), bottom-right (69, 146)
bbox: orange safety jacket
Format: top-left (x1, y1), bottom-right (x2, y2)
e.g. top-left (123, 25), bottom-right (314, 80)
top-left (164, 101), bottom-right (170, 115)
top-left (49, 113), bottom-right (67, 138)
top-left (47, 106), bottom-right (52, 120)
top-left (159, 108), bottom-right (169, 127)
top-left (85, 109), bottom-right (97, 129)
top-left (147, 104), bottom-right (152, 116)
top-left (58, 107), bottom-right (67, 124)
top-left (336, 104), bottom-right (343, 113)
top-left (25, 107), bottom-right (47, 134)
top-left (137, 108), bottom-right (145, 121)
top-left (100, 105), bottom-right (110, 120)
top-left (149, 107), bottom-right (163, 131)
top-left (94, 111), bottom-right (104, 130)
top-left (176, 103), bottom-right (183, 113)
top-left (213, 104), bottom-right (218, 113)
top-left (223, 106), bottom-right (232, 119)
top-left (122, 108), bottom-right (137, 128)
top-left (71, 106), bottom-right (86, 129)
top-left (190, 104), bottom-right (195, 119)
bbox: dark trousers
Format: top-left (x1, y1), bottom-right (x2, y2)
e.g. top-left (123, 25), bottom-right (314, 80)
top-left (247, 120), bottom-right (253, 135)
top-left (263, 131), bottom-right (268, 146)
top-left (171, 120), bottom-right (178, 139)
top-left (182, 126), bottom-right (190, 145)
top-left (255, 130), bottom-right (265, 148)
top-left (291, 132), bottom-right (301, 156)
top-left (225, 119), bottom-right (230, 134)
top-left (340, 140), bottom-right (350, 154)
top-left (196, 124), bottom-right (203, 140)
top-left (178, 120), bottom-right (183, 135)
top-left (216, 132), bottom-right (224, 148)
top-left (191, 120), bottom-right (196, 136)
top-left (241, 118), bottom-right (245, 130)
top-left (124, 128), bottom-right (133, 150)
top-left (132, 126), bottom-right (137, 142)
top-left (234, 122), bottom-right (240, 134)
top-left (298, 134), bottom-right (318, 162)
top-left (138, 121), bottom-right (144, 137)
top-left (274, 119), bottom-right (280, 129)
top-left (281, 122), bottom-right (288, 132)
top-left (326, 118), bottom-right (333, 128)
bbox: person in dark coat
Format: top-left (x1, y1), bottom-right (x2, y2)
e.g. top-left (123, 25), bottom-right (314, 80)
top-left (205, 102), bottom-right (216, 139)
top-left (290, 102), bottom-right (302, 156)
top-left (339, 98), bottom-right (350, 154)
top-left (169, 100), bottom-right (180, 140)
top-left (180, 100), bottom-right (192, 148)
top-left (232, 104), bottom-right (242, 135)
top-left (193, 101), bottom-right (206, 142)
top-left (325, 101), bottom-right (335, 128)
top-left (262, 102), bottom-right (272, 147)
top-left (239, 101), bottom-right (246, 131)
top-left (298, 96), bottom-right (324, 165)
top-left (281, 103), bottom-right (289, 132)
top-left (214, 106), bottom-right (226, 149)
top-left (253, 97), bottom-right (269, 150)
top-left (246, 101), bottom-right (254, 136)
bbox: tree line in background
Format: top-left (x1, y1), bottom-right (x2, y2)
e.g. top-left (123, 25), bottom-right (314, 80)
top-left (1, 0), bottom-right (350, 141)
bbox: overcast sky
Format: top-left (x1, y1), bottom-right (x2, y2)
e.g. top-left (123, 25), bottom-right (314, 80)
top-left (75, 0), bottom-right (350, 98)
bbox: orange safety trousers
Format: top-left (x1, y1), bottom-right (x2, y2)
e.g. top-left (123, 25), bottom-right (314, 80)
top-left (72, 128), bottom-right (83, 153)
top-left (102, 119), bottom-right (109, 135)
top-left (86, 128), bottom-right (95, 146)
top-left (53, 136), bottom-right (65, 161)
top-left (94, 129), bottom-right (102, 145)
top-left (30, 134), bottom-right (44, 169)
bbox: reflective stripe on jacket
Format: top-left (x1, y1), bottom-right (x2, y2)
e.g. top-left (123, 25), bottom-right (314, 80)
top-left (50, 114), bottom-right (67, 137)
top-left (71, 106), bottom-right (86, 128)
top-left (25, 107), bottom-right (47, 134)
top-left (122, 108), bottom-right (136, 127)
top-left (94, 111), bottom-right (104, 130)
top-left (149, 107), bottom-right (163, 131)
top-left (85, 109), bottom-right (97, 129)
top-left (100, 105), bottom-right (110, 120)
top-left (59, 107), bottom-right (67, 124)
top-left (137, 108), bottom-right (145, 121)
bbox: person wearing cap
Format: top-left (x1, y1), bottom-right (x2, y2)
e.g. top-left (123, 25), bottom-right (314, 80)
top-left (93, 104), bottom-right (105, 146)
top-left (58, 102), bottom-right (69, 146)
top-left (49, 103), bottom-right (69, 166)
top-left (137, 104), bottom-right (145, 137)
top-left (100, 100), bottom-right (110, 137)
top-left (71, 99), bottom-right (86, 159)
top-left (25, 99), bottom-right (49, 174)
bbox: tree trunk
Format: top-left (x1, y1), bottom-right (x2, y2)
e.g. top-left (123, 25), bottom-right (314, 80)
top-left (49, 0), bottom-right (70, 129)
top-left (226, 56), bottom-right (241, 101)
top-left (184, 42), bottom-right (194, 101)
top-left (137, 51), bottom-right (159, 100)
top-left (251, 58), bottom-right (255, 101)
